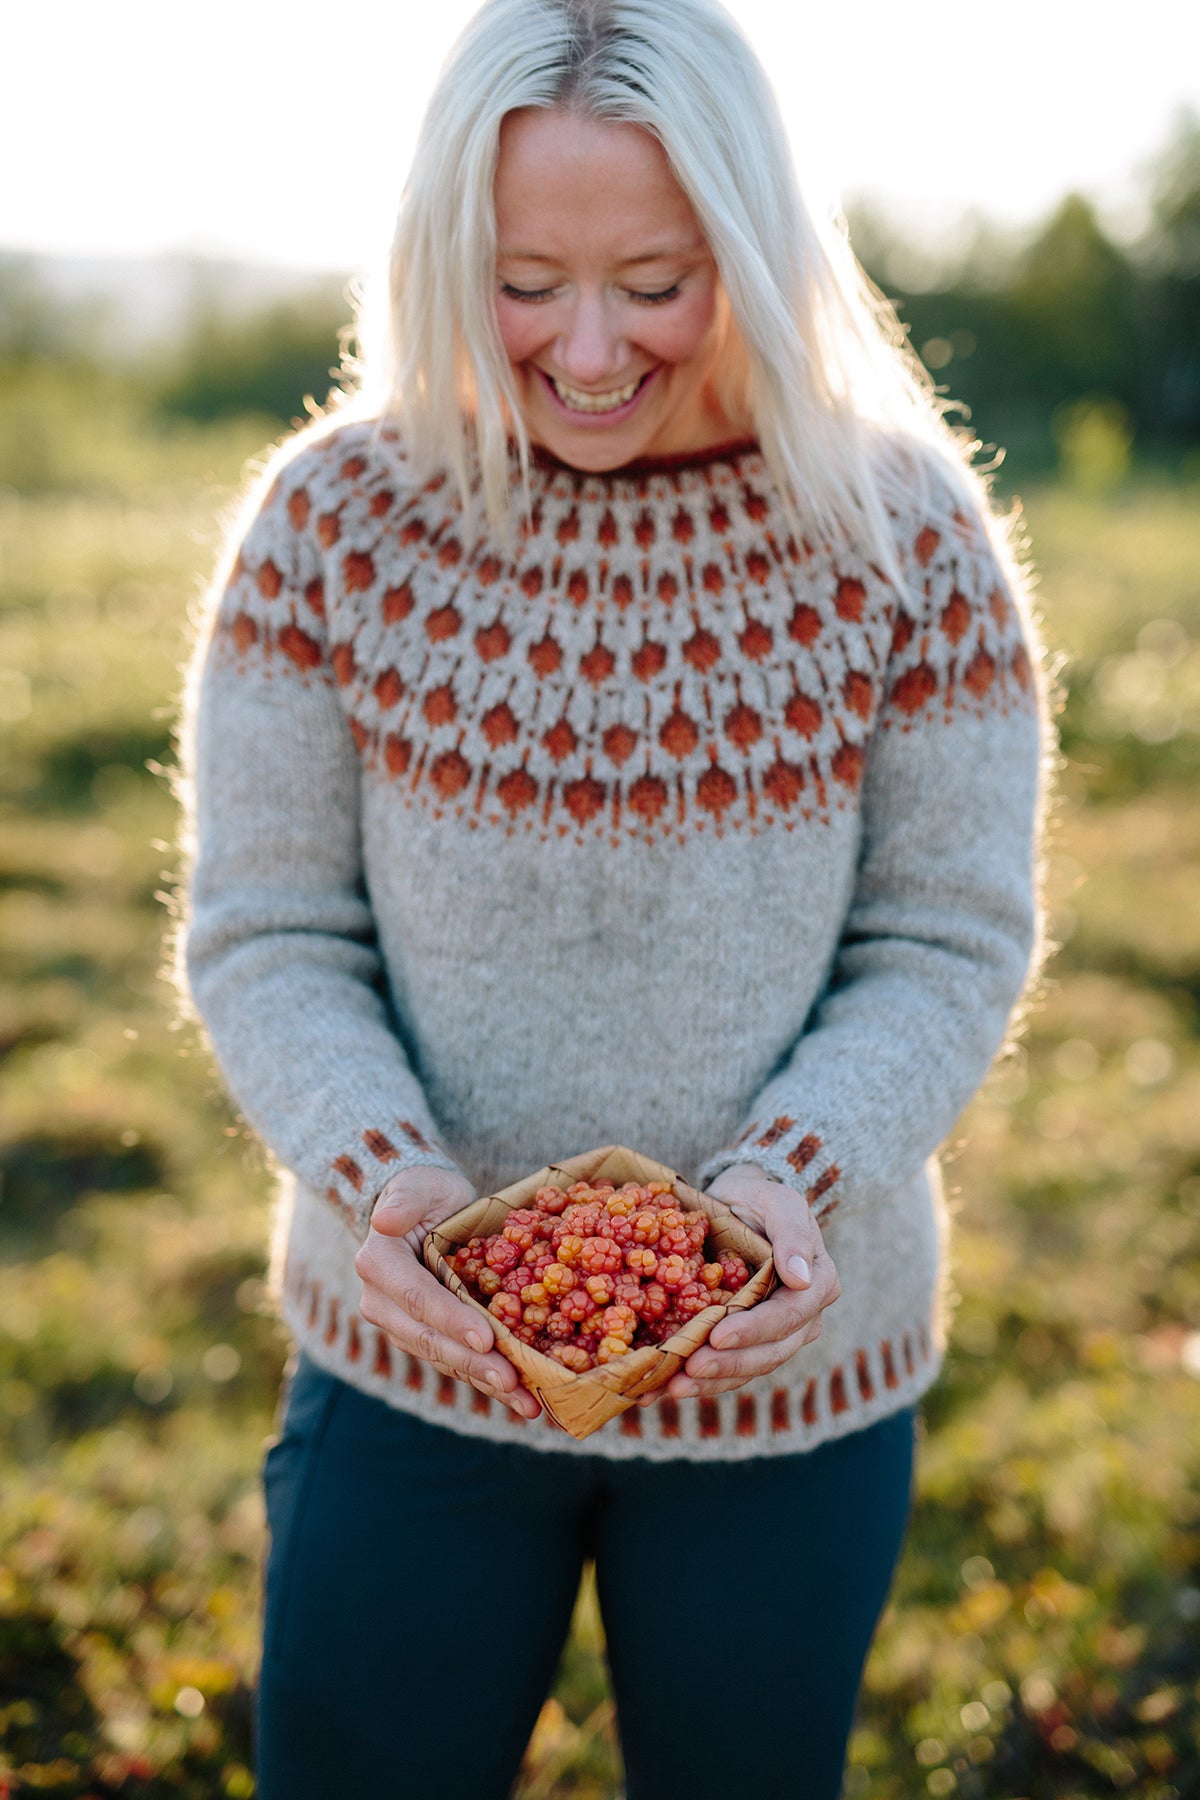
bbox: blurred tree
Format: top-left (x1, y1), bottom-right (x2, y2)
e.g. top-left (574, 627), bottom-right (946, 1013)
top-left (1137, 109), bottom-right (1200, 437)
top-left (154, 283), bottom-right (353, 426)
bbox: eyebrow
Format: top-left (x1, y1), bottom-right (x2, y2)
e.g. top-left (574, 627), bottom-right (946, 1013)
top-left (498, 241), bottom-right (706, 267)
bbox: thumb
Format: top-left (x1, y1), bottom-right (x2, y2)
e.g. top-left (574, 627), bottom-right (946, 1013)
top-left (370, 1166), bottom-right (472, 1236)
top-left (770, 1213), bottom-right (816, 1291)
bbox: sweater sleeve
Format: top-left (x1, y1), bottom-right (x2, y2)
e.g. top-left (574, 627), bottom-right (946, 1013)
top-left (695, 500), bottom-right (1047, 1224)
top-left (183, 453), bottom-right (462, 1241)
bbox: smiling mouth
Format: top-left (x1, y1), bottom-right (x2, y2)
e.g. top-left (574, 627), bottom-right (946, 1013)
top-left (545, 371), bottom-right (652, 414)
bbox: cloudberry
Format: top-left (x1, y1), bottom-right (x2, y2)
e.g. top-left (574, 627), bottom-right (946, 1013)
top-left (657, 1253), bottom-right (688, 1289)
top-left (502, 1267), bottom-right (530, 1296)
top-left (700, 1261), bottom-right (723, 1289)
top-left (626, 1245), bottom-right (658, 1280)
top-left (488, 1292), bottom-right (522, 1327)
top-left (535, 1185), bottom-right (570, 1214)
top-left (676, 1280), bottom-right (710, 1319)
top-left (477, 1268), bottom-right (501, 1296)
top-left (638, 1281), bottom-right (669, 1321)
top-left (580, 1237), bottom-right (622, 1276)
top-left (551, 1344), bottom-right (592, 1372)
top-left (523, 1302), bottom-right (550, 1329)
top-left (718, 1252), bottom-right (750, 1292)
top-left (520, 1282), bottom-right (548, 1307)
top-left (554, 1234), bottom-right (585, 1266)
top-left (596, 1335), bottom-right (632, 1363)
top-left (584, 1272), bottom-right (616, 1305)
top-left (685, 1214), bottom-right (709, 1253)
top-left (612, 1274), bottom-right (643, 1310)
top-left (545, 1311), bottom-right (574, 1340)
top-left (603, 1304), bottom-right (638, 1344)
top-left (631, 1211), bottom-right (661, 1245)
top-left (485, 1237), bottom-right (521, 1272)
top-left (541, 1262), bottom-right (575, 1295)
top-left (559, 1288), bottom-right (597, 1323)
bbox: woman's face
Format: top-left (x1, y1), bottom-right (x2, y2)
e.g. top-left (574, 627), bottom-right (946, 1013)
top-left (493, 109), bottom-right (738, 470)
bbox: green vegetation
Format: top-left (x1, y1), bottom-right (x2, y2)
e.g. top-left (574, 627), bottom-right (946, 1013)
top-left (1, 388), bottom-right (1198, 1798)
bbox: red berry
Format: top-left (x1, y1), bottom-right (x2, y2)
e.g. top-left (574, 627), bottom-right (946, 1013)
top-left (502, 1267), bottom-right (530, 1296)
top-left (626, 1245), bottom-right (658, 1280)
top-left (631, 1211), bottom-right (661, 1245)
top-left (602, 1304), bottom-right (638, 1345)
top-left (580, 1237), bottom-right (623, 1276)
top-left (559, 1288), bottom-right (597, 1324)
top-left (718, 1252), bottom-right (750, 1292)
top-left (485, 1236), bottom-right (521, 1273)
top-left (488, 1292), bottom-right (522, 1328)
top-left (657, 1253), bottom-right (688, 1290)
top-left (535, 1184), bottom-right (570, 1214)
top-left (612, 1273), bottom-right (643, 1310)
top-left (638, 1281), bottom-right (669, 1321)
top-left (545, 1311), bottom-right (574, 1341)
top-left (676, 1280), bottom-right (710, 1319)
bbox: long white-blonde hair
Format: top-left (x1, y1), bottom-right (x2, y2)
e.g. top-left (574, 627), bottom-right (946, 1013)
top-left (338, 0), bottom-right (1007, 579)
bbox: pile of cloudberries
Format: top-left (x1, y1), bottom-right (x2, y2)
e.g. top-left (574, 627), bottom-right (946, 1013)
top-left (446, 1178), bottom-right (751, 1373)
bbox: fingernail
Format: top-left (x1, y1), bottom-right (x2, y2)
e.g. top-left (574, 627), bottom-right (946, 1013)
top-left (788, 1255), bottom-right (812, 1283)
top-left (674, 1378), bottom-right (699, 1397)
top-left (690, 1354), bottom-right (717, 1377)
top-left (465, 1329), bottom-right (487, 1353)
top-left (716, 1332), bottom-right (740, 1350)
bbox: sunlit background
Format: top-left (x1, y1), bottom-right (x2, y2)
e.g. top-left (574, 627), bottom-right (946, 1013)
top-left (2, 4), bottom-right (1200, 1797)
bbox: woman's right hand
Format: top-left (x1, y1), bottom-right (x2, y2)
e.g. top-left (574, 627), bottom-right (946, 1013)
top-left (354, 1166), bottom-right (542, 1420)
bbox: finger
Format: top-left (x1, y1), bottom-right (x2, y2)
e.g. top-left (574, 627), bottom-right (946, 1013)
top-left (707, 1277), bottom-right (829, 1353)
top-left (668, 1323), bottom-right (824, 1396)
top-left (357, 1239), bottom-right (496, 1355)
top-left (369, 1167), bottom-right (472, 1237)
top-left (362, 1289), bottom-right (516, 1396)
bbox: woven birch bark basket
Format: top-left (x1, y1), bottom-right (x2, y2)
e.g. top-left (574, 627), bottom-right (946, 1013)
top-left (425, 1144), bottom-right (776, 1439)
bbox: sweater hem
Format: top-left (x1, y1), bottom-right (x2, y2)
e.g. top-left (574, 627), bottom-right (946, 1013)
top-left (280, 1262), bottom-right (940, 1463)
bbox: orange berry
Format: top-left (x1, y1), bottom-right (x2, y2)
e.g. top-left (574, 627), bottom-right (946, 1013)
top-left (596, 1336), bottom-right (631, 1363)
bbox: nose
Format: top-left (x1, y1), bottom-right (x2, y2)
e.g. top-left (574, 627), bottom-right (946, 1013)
top-left (555, 291), bottom-right (626, 386)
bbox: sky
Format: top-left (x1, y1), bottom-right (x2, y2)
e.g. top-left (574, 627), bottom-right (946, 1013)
top-left (8, 0), bottom-right (1198, 275)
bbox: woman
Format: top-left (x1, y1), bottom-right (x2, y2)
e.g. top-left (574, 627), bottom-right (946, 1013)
top-left (182, 0), bottom-right (1048, 1794)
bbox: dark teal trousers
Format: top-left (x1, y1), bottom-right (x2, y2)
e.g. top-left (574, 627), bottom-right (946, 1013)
top-left (258, 1353), bottom-right (915, 1800)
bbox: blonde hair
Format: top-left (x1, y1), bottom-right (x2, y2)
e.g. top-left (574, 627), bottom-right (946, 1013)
top-left (342, 0), bottom-right (1006, 582)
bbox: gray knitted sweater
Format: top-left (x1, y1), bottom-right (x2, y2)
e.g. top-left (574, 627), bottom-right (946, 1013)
top-left (185, 419), bottom-right (1044, 1461)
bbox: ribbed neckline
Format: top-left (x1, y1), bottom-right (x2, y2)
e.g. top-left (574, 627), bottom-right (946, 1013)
top-left (529, 436), bottom-right (761, 479)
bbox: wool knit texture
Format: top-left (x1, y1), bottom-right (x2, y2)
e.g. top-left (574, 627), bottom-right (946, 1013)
top-left (185, 419), bottom-right (1044, 1461)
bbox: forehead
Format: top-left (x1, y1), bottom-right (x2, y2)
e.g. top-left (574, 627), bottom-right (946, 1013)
top-left (494, 110), bottom-right (704, 257)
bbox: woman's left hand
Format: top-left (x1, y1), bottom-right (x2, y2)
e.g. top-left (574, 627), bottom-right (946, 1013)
top-left (646, 1163), bottom-right (842, 1404)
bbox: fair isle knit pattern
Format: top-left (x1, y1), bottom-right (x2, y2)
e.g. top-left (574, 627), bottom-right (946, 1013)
top-left (185, 419), bottom-right (1044, 1461)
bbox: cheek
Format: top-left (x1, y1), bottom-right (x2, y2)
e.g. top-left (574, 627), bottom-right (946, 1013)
top-left (495, 301), bottom-right (546, 368)
top-left (645, 290), bottom-right (720, 367)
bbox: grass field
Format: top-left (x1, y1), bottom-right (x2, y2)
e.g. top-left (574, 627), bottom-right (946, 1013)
top-left (1, 398), bottom-right (1198, 1798)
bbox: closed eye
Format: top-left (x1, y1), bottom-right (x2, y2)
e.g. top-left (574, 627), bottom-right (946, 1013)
top-left (498, 282), bottom-right (684, 305)
top-left (500, 282), bottom-right (557, 303)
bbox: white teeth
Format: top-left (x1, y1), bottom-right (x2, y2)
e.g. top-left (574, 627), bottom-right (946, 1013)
top-left (550, 374), bottom-right (643, 413)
